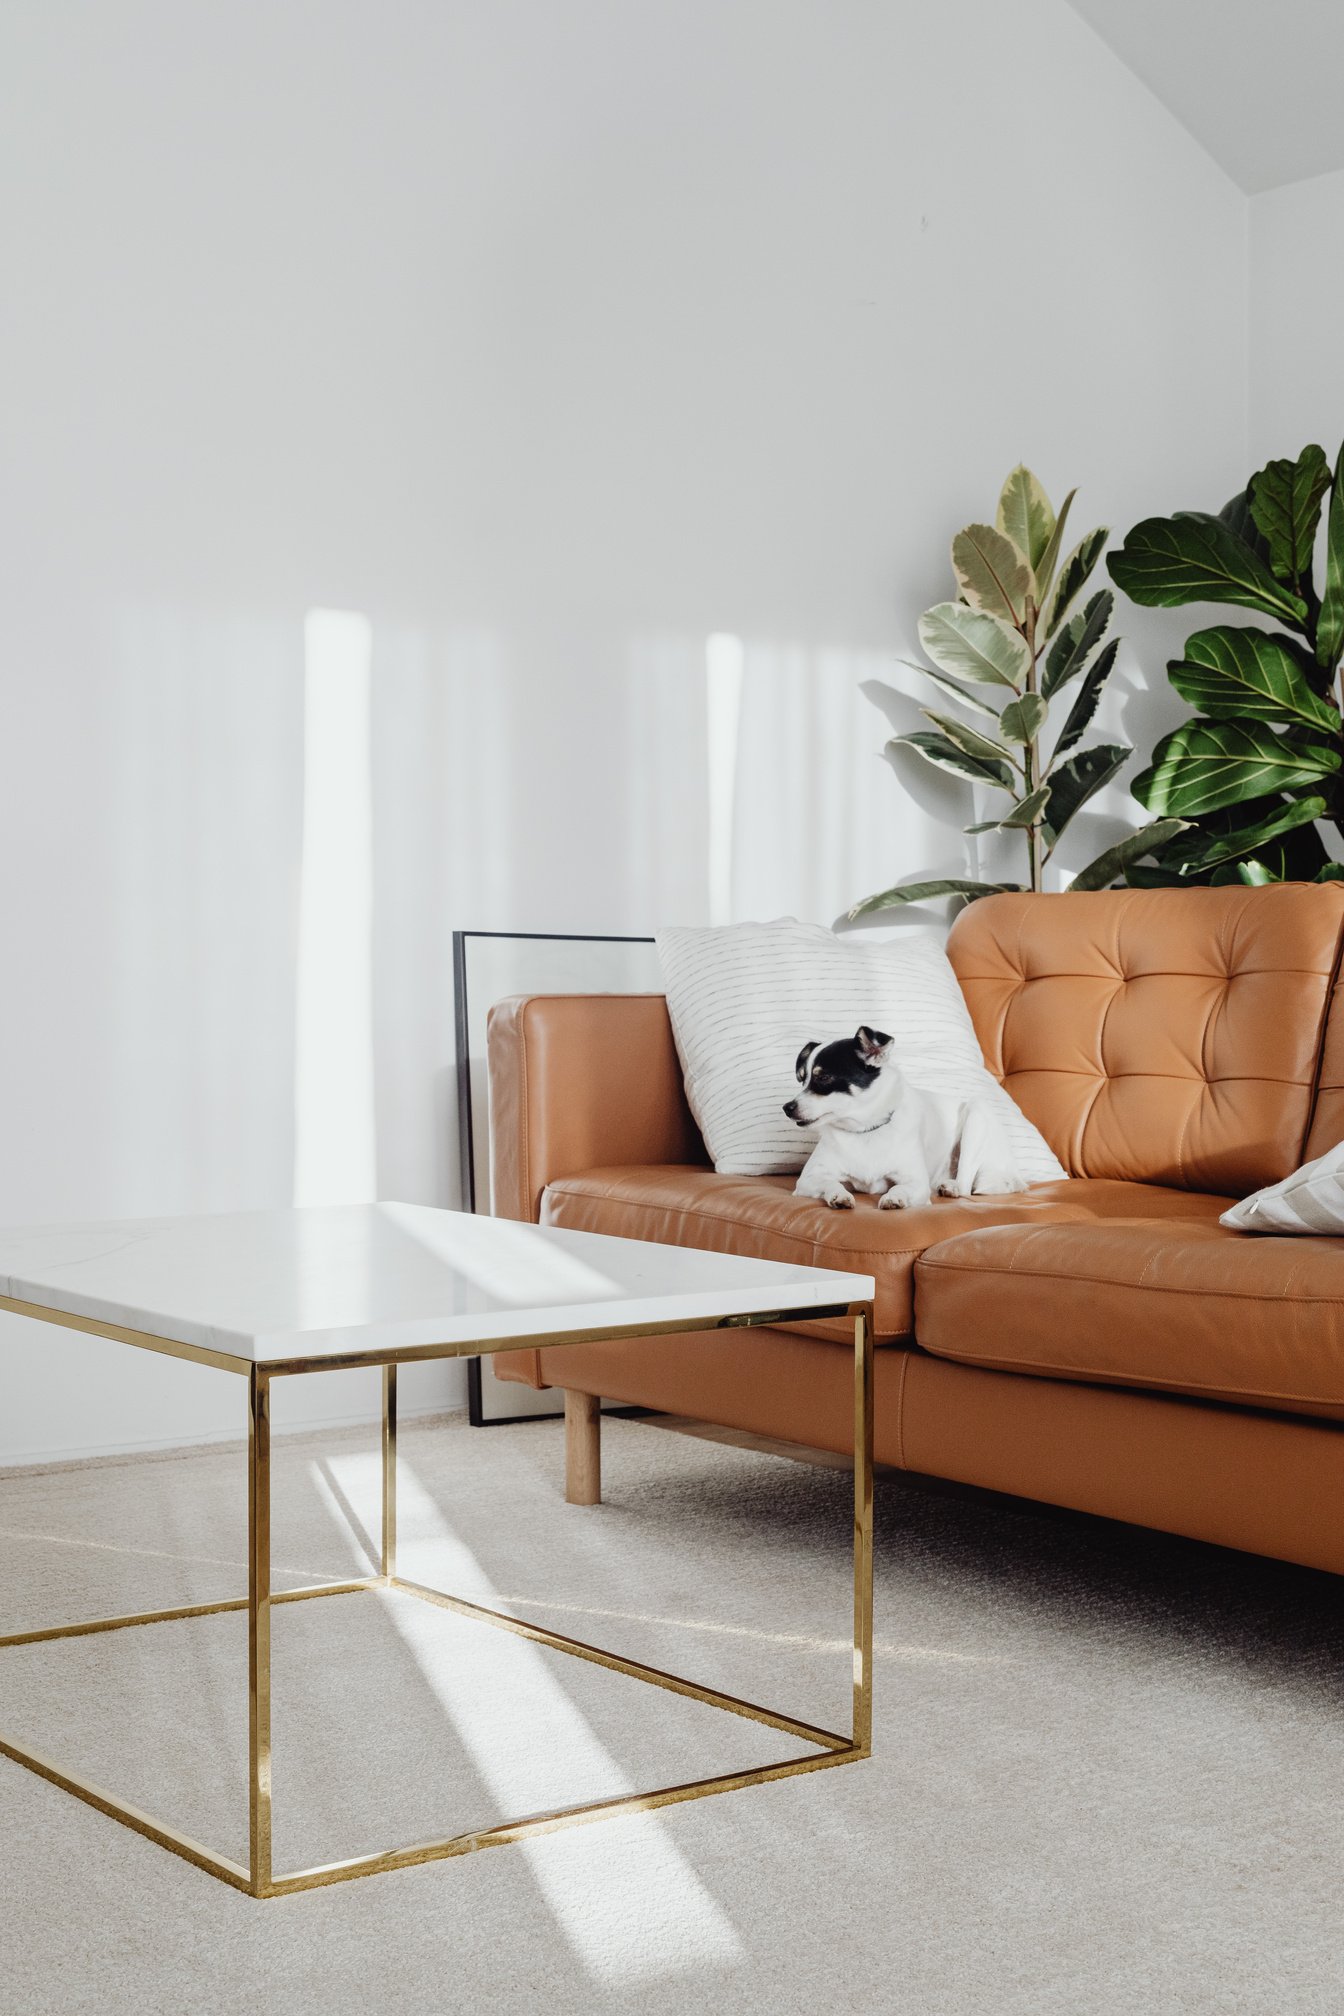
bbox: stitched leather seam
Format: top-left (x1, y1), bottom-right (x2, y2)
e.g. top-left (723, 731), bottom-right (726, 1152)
top-left (894, 1349), bottom-right (909, 1468)
top-left (1073, 1050), bottom-right (1112, 1176)
top-left (543, 1185), bottom-right (957, 1330)
top-left (920, 1348), bottom-right (1344, 1413)
top-left (949, 963), bottom-right (1338, 982)
top-left (1304, 914), bottom-right (1344, 1155)
top-left (915, 1254), bottom-right (1344, 1302)
top-left (1000, 1069), bottom-right (1315, 1084)
top-left (544, 1186), bottom-right (1037, 1271)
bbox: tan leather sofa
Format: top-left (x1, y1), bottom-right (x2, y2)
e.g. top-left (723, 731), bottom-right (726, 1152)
top-left (487, 884), bottom-right (1344, 1575)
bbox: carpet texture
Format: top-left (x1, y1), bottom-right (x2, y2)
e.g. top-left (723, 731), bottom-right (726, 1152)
top-left (1, 1409), bottom-right (1342, 2014)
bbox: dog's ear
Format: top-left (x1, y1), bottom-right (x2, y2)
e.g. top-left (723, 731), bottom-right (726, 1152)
top-left (795, 1040), bottom-right (820, 1084)
top-left (855, 1026), bottom-right (894, 1063)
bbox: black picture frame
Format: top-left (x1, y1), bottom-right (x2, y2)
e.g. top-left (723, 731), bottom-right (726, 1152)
top-left (452, 929), bottom-right (658, 1425)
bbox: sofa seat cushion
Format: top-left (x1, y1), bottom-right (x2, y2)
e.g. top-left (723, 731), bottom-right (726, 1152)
top-left (915, 1219), bottom-right (1344, 1420)
top-left (540, 1167), bottom-right (1230, 1344)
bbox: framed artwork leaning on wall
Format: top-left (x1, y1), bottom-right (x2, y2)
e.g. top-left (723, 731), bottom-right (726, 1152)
top-left (452, 929), bottom-right (662, 1423)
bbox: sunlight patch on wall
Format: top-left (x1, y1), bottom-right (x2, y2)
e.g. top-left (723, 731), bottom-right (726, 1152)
top-left (294, 609), bottom-right (376, 1206)
top-left (705, 632), bottom-right (744, 926)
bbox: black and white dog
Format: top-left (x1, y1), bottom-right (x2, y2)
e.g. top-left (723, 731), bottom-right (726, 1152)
top-left (782, 1025), bottom-right (1028, 1211)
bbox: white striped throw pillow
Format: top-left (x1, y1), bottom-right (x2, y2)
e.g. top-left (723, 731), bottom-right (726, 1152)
top-left (1221, 1141), bottom-right (1344, 1234)
top-left (655, 918), bottom-right (1067, 1182)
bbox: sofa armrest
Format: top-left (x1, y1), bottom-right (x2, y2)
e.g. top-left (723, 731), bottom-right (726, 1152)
top-left (485, 994), bottom-right (706, 1222)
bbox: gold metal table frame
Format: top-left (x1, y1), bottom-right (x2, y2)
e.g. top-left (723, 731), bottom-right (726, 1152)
top-left (0, 1295), bottom-right (875, 1898)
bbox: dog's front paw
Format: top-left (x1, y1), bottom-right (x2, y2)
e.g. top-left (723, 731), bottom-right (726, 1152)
top-left (822, 1186), bottom-right (854, 1210)
top-left (934, 1178), bottom-right (970, 1200)
top-left (879, 1183), bottom-right (926, 1211)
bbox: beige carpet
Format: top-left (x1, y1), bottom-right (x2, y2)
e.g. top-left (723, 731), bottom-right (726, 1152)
top-left (1, 1409), bottom-right (1341, 2015)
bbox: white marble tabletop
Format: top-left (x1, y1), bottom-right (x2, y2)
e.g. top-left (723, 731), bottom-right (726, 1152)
top-left (0, 1203), bottom-right (873, 1367)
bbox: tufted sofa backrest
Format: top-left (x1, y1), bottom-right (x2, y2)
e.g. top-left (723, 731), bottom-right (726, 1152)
top-left (946, 884), bottom-right (1344, 1194)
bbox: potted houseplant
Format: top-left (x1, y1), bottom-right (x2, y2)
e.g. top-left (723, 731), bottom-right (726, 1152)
top-left (1106, 442), bottom-right (1344, 885)
top-left (851, 467), bottom-right (1180, 918)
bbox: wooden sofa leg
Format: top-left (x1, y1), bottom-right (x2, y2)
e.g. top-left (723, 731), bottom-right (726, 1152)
top-left (565, 1390), bottom-right (601, 1505)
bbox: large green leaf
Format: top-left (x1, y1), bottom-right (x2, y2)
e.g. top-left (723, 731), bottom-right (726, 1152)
top-left (1030, 488), bottom-right (1076, 607)
top-left (1107, 513), bottom-right (1308, 628)
top-left (917, 603), bottom-right (1030, 687)
top-left (1132, 719), bottom-right (1340, 816)
top-left (951, 524), bottom-right (1032, 626)
top-left (1317, 443), bottom-right (1344, 668)
top-left (1249, 444), bottom-right (1331, 585)
top-left (1066, 819), bottom-right (1189, 892)
top-left (1042, 527), bottom-right (1108, 637)
top-left (847, 878), bottom-right (1021, 919)
top-left (1166, 626), bottom-right (1340, 731)
top-left (996, 466), bottom-right (1054, 581)
top-left (1052, 639), bottom-right (1120, 759)
top-left (891, 731), bottom-right (1016, 792)
top-left (998, 693), bottom-right (1048, 744)
top-left (1158, 795), bottom-right (1328, 875)
top-left (1042, 743), bottom-right (1130, 848)
top-left (1042, 589), bottom-right (1113, 698)
top-left (903, 663), bottom-right (1001, 720)
top-left (1219, 485), bottom-right (1272, 565)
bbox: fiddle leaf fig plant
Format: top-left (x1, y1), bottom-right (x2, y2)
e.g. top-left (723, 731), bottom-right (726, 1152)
top-left (850, 467), bottom-right (1181, 918)
top-left (1107, 440), bottom-right (1344, 886)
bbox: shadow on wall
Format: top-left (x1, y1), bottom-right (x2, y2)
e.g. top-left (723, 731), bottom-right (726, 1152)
top-left (696, 633), bottom-right (949, 933)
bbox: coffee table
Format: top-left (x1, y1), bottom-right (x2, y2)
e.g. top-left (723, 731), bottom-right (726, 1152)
top-left (0, 1203), bottom-right (874, 1897)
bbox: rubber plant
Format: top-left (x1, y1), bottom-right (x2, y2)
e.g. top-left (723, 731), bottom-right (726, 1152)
top-left (850, 466), bottom-right (1182, 919)
top-left (1106, 441), bottom-right (1344, 886)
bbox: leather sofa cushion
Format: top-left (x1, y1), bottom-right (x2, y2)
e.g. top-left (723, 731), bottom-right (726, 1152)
top-left (946, 883), bottom-right (1344, 1194)
top-left (541, 1167), bottom-right (1229, 1344)
top-left (916, 1219), bottom-right (1344, 1420)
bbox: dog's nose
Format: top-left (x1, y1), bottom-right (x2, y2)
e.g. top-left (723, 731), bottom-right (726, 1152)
top-left (783, 1099), bottom-right (798, 1119)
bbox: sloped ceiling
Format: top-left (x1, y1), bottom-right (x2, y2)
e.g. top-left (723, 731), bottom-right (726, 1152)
top-left (1067, 0), bottom-right (1344, 194)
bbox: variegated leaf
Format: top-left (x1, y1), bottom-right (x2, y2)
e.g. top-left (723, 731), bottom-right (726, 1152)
top-left (848, 878), bottom-right (1021, 918)
top-left (1029, 488), bottom-right (1076, 606)
top-left (1066, 819), bottom-right (1189, 892)
top-left (1052, 639), bottom-right (1120, 760)
top-left (917, 603), bottom-right (1030, 687)
top-left (1043, 528), bottom-right (1108, 637)
top-left (999, 693), bottom-right (1048, 744)
top-left (996, 466), bottom-right (1054, 577)
top-left (1042, 742), bottom-right (1130, 847)
top-left (1042, 589), bottom-right (1113, 698)
top-left (890, 731), bottom-right (1015, 793)
top-left (951, 524), bottom-right (1032, 626)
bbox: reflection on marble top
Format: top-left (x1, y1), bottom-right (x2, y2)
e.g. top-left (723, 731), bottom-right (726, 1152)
top-left (0, 1203), bottom-right (874, 1364)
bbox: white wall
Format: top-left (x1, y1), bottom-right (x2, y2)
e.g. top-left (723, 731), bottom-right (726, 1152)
top-left (1249, 169), bottom-right (1344, 463)
top-left (0, 0), bottom-right (1246, 1462)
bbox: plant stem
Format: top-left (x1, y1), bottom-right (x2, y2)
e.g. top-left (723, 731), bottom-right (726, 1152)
top-left (1024, 599), bottom-right (1043, 893)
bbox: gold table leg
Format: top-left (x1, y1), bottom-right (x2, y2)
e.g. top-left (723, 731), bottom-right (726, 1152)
top-left (247, 1368), bottom-right (273, 1897)
top-left (381, 1363), bottom-right (397, 1581)
top-left (853, 1303), bottom-right (874, 1755)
